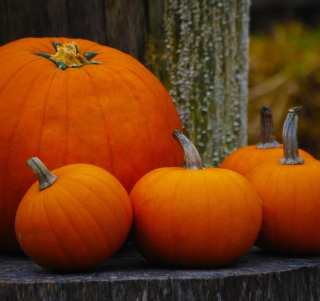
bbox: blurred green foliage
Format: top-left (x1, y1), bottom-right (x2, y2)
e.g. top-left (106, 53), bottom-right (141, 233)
top-left (248, 23), bottom-right (320, 159)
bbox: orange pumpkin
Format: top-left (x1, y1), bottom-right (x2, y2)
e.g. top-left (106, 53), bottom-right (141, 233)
top-left (130, 130), bottom-right (262, 267)
top-left (0, 37), bottom-right (183, 252)
top-left (220, 107), bottom-right (312, 176)
top-left (247, 107), bottom-right (320, 254)
top-left (15, 157), bottom-right (133, 271)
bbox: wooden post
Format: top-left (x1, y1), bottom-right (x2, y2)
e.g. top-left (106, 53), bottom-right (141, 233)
top-left (145, 0), bottom-right (250, 166)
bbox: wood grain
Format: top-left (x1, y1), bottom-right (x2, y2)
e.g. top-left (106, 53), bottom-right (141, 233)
top-left (0, 0), bottom-right (146, 60)
top-left (1, 243), bottom-right (320, 300)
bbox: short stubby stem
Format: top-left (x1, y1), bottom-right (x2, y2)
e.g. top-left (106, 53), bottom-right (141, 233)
top-left (34, 40), bottom-right (100, 70)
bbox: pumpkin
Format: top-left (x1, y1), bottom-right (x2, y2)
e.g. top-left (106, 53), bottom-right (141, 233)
top-left (220, 106), bottom-right (312, 176)
top-left (247, 107), bottom-right (320, 254)
top-left (0, 37), bottom-right (183, 252)
top-left (129, 130), bottom-right (262, 267)
top-left (15, 157), bottom-right (133, 271)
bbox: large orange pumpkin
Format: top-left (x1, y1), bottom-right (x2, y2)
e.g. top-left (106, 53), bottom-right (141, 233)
top-left (15, 158), bottom-right (133, 271)
top-left (220, 107), bottom-right (312, 176)
top-left (0, 37), bottom-right (183, 252)
top-left (247, 107), bottom-right (320, 254)
top-left (130, 130), bottom-right (262, 268)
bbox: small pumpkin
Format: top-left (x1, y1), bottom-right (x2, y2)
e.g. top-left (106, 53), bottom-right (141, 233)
top-left (247, 107), bottom-right (320, 254)
top-left (220, 106), bottom-right (312, 176)
top-left (0, 37), bottom-right (183, 252)
top-left (130, 130), bottom-right (262, 268)
top-left (15, 158), bottom-right (133, 271)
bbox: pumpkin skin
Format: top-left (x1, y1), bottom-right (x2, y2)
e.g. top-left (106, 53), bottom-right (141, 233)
top-left (130, 130), bottom-right (262, 267)
top-left (247, 157), bottom-right (320, 254)
top-left (0, 37), bottom-right (183, 252)
top-left (246, 107), bottom-right (320, 254)
top-left (15, 159), bottom-right (133, 271)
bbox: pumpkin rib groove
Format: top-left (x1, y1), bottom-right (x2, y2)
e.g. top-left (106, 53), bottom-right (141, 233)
top-left (66, 173), bottom-right (129, 240)
top-left (37, 69), bottom-right (63, 162)
top-left (168, 170), bottom-right (192, 260)
top-left (39, 189), bottom-right (74, 266)
top-left (1, 61), bottom-right (54, 235)
top-left (225, 171), bottom-right (255, 250)
top-left (109, 68), bottom-right (155, 169)
top-left (132, 168), bottom-right (180, 261)
top-left (306, 167), bottom-right (320, 243)
top-left (80, 67), bottom-right (114, 174)
top-left (119, 70), bottom-right (176, 164)
top-left (208, 170), bottom-right (235, 254)
top-left (27, 186), bottom-right (81, 267)
top-left (199, 173), bottom-right (212, 256)
top-left (85, 63), bottom-right (156, 179)
top-left (52, 179), bottom-right (122, 252)
top-left (58, 189), bottom-right (112, 265)
top-left (162, 169), bottom-right (188, 263)
top-left (64, 167), bottom-right (132, 225)
top-left (113, 65), bottom-right (180, 167)
top-left (44, 185), bottom-right (100, 265)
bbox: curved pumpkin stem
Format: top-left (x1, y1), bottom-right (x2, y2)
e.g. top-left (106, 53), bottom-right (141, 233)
top-left (34, 40), bottom-right (100, 70)
top-left (26, 157), bottom-right (58, 191)
top-left (280, 107), bottom-right (304, 165)
top-left (256, 106), bottom-right (280, 149)
top-left (172, 130), bottom-right (204, 170)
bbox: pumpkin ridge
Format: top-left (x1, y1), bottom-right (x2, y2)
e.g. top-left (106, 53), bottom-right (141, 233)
top-left (81, 68), bottom-right (114, 174)
top-left (227, 170), bottom-right (260, 228)
top-left (133, 168), bottom-right (182, 260)
top-left (1, 62), bottom-right (54, 213)
top-left (37, 68), bottom-right (68, 162)
top-left (116, 66), bottom-right (181, 166)
top-left (38, 189), bottom-right (72, 265)
top-left (112, 69), bottom-right (156, 167)
top-left (44, 185), bottom-right (102, 264)
top-left (56, 177), bottom-right (124, 240)
top-left (62, 173), bottom-right (130, 235)
top-left (167, 170), bottom-right (193, 257)
top-left (135, 72), bottom-right (182, 167)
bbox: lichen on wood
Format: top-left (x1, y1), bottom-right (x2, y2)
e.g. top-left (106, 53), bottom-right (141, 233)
top-left (145, 0), bottom-right (250, 166)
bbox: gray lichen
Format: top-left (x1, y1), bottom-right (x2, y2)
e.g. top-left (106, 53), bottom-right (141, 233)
top-left (146, 0), bottom-right (250, 167)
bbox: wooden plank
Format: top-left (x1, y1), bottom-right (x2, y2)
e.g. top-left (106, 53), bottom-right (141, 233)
top-left (110, 278), bottom-right (149, 301)
top-left (0, 0), bottom-right (146, 60)
top-left (1, 244), bottom-right (320, 300)
top-left (81, 279), bottom-right (111, 301)
top-left (0, 280), bottom-right (11, 301)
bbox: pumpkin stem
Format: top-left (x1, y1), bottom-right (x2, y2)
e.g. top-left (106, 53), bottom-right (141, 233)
top-left (26, 157), bottom-right (58, 191)
top-left (34, 40), bottom-right (100, 70)
top-left (280, 107), bottom-right (304, 165)
top-left (256, 106), bottom-right (280, 149)
top-left (172, 130), bottom-right (204, 170)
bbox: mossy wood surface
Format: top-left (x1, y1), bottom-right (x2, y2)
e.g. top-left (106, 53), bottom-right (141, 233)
top-left (146, 0), bottom-right (250, 166)
top-left (1, 243), bottom-right (320, 301)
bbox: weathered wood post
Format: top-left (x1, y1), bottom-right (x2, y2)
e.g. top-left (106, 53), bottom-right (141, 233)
top-left (145, 0), bottom-right (250, 166)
